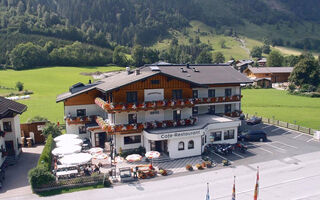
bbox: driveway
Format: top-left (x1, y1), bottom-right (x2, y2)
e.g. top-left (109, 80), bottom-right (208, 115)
top-left (0, 145), bottom-right (43, 199)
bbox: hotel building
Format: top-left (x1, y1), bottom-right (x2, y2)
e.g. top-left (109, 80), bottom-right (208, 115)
top-left (57, 64), bottom-right (252, 159)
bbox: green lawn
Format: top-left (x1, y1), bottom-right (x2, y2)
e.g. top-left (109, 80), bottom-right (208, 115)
top-left (242, 89), bottom-right (320, 129)
top-left (0, 66), bottom-right (123, 123)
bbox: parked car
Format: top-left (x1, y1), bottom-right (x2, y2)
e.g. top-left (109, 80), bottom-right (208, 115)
top-left (238, 130), bottom-right (267, 142)
top-left (246, 116), bottom-right (262, 125)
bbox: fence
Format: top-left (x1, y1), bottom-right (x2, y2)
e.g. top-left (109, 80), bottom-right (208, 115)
top-left (33, 174), bottom-right (109, 192)
top-left (245, 113), bottom-right (318, 135)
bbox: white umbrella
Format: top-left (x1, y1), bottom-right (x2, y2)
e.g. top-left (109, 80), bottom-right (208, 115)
top-left (54, 134), bottom-right (79, 142)
top-left (56, 138), bottom-right (83, 147)
top-left (52, 145), bottom-right (82, 156)
top-left (88, 147), bottom-right (103, 155)
top-left (59, 153), bottom-right (92, 165)
top-left (126, 154), bottom-right (142, 162)
top-left (145, 151), bottom-right (160, 159)
top-left (92, 153), bottom-right (108, 165)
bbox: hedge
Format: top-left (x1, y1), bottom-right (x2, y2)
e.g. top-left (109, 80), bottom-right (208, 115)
top-left (37, 134), bottom-right (54, 171)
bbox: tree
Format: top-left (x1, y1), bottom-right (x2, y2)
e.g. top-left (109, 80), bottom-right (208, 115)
top-left (16, 81), bottom-right (24, 91)
top-left (212, 52), bottom-right (225, 63)
top-left (196, 49), bottom-right (212, 64)
top-left (262, 45), bottom-right (271, 54)
top-left (250, 46), bottom-right (262, 58)
top-left (132, 45), bottom-right (144, 67)
top-left (267, 50), bottom-right (284, 67)
top-left (44, 41), bottom-right (55, 53)
top-left (284, 55), bottom-right (299, 67)
top-left (113, 46), bottom-right (127, 66)
top-left (289, 58), bottom-right (320, 87)
top-left (42, 122), bottom-right (62, 138)
top-left (9, 42), bottom-right (48, 70)
top-left (219, 39), bottom-right (226, 48)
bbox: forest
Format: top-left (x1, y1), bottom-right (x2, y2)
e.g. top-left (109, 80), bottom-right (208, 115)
top-left (1, 0), bottom-right (320, 69)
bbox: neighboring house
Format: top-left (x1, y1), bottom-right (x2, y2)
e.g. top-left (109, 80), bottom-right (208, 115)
top-left (253, 78), bottom-right (272, 88)
top-left (244, 67), bottom-right (293, 83)
top-left (257, 58), bottom-right (267, 67)
top-left (0, 97), bottom-right (27, 168)
top-left (57, 64), bottom-right (252, 159)
top-left (235, 60), bottom-right (254, 73)
top-left (20, 121), bottom-right (46, 144)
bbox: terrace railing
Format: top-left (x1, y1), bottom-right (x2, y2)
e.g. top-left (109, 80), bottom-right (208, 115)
top-left (95, 116), bottom-right (198, 134)
top-left (95, 95), bottom-right (242, 113)
top-left (65, 115), bottom-right (97, 125)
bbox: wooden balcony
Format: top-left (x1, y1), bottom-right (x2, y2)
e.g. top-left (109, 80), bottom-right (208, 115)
top-left (95, 95), bottom-right (242, 113)
top-left (95, 116), bottom-right (198, 135)
top-left (65, 115), bottom-right (97, 125)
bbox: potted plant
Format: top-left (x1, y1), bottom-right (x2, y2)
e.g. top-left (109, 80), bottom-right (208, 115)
top-left (186, 164), bottom-right (193, 171)
top-left (222, 159), bottom-right (230, 166)
top-left (196, 164), bottom-right (204, 170)
top-left (159, 169), bottom-right (168, 176)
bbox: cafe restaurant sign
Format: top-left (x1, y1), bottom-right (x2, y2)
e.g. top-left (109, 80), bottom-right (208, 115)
top-left (159, 130), bottom-right (202, 140)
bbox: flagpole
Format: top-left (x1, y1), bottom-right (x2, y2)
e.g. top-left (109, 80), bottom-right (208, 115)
top-left (254, 166), bottom-right (259, 200)
top-left (206, 182), bottom-right (210, 200)
top-left (232, 176), bottom-right (236, 200)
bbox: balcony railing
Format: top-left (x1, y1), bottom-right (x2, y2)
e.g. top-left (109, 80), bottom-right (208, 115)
top-left (65, 115), bottom-right (97, 125)
top-left (224, 110), bottom-right (242, 118)
top-left (95, 95), bottom-right (242, 113)
top-left (95, 116), bottom-right (198, 134)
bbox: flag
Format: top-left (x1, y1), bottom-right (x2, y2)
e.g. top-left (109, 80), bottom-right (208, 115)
top-left (254, 166), bottom-right (259, 200)
top-left (232, 176), bottom-right (236, 200)
top-left (206, 182), bottom-right (210, 200)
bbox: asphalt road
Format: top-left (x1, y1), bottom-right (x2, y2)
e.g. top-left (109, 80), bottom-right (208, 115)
top-left (4, 123), bottom-right (320, 200)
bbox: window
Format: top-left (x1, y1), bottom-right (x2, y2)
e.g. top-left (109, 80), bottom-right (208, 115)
top-left (124, 135), bottom-right (141, 145)
top-left (150, 111), bottom-right (160, 115)
top-left (126, 91), bottom-right (138, 103)
top-left (225, 104), bottom-right (231, 113)
top-left (225, 88), bottom-right (232, 97)
top-left (79, 126), bottom-right (87, 134)
top-left (178, 141), bottom-right (184, 151)
top-left (173, 110), bottom-right (181, 121)
top-left (192, 90), bottom-right (198, 98)
top-left (172, 89), bottom-right (182, 99)
top-left (106, 92), bottom-right (113, 102)
top-left (151, 80), bottom-right (160, 84)
top-left (128, 113), bottom-right (137, 124)
top-left (192, 106), bottom-right (198, 115)
top-left (224, 130), bottom-right (235, 140)
top-left (208, 89), bottom-right (215, 98)
top-left (3, 121), bottom-right (12, 132)
top-left (77, 109), bottom-right (86, 117)
top-left (208, 105), bottom-right (215, 114)
top-left (210, 131), bottom-right (222, 141)
top-left (188, 140), bottom-right (194, 149)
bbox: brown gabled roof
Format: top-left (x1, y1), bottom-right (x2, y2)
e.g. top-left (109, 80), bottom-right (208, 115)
top-left (247, 67), bottom-right (293, 74)
top-left (0, 97), bottom-right (27, 118)
top-left (56, 64), bottom-right (253, 102)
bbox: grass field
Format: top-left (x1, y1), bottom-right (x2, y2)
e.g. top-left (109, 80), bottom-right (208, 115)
top-left (242, 89), bottom-right (320, 129)
top-left (0, 66), bottom-right (123, 123)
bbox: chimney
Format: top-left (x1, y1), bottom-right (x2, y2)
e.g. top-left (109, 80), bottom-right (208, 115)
top-left (126, 66), bottom-right (131, 75)
top-left (135, 69), bottom-right (140, 75)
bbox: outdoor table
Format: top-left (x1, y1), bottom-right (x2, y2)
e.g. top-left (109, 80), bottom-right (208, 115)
top-left (56, 169), bottom-right (78, 178)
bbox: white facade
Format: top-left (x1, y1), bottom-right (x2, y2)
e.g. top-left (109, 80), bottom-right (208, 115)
top-left (0, 115), bottom-right (22, 161)
top-left (0, 136), bottom-right (5, 167)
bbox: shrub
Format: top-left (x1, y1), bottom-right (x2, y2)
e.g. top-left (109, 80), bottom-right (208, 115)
top-left (28, 166), bottom-right (55, 189)
top-left (186, 164), bottom-right (193, 171)
top-left (16, 81), bottom-right (24, 91)
top-left (159, 169), bottom-right (168, 176)
top-left (103, 178), bottom-right (111, 187)
top-left (119, 146), bottom-right (146, 158)
top-left (42, 122), bottom-right (62, 138)
top-left (28, 116), bottom-right (49, 123)
top-left (288, 84), bottom-right (296, 93)
top-left (37, 134), bottom-right (53, 171)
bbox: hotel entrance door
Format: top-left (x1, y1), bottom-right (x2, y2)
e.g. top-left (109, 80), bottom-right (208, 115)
top-left (151, 140), bottom-right (168, 153)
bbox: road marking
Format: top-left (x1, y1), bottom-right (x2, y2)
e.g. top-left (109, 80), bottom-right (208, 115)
top-left (293, 133), bottom-right (304, 139)
top-left (248, 144), bottom-right (273, 154)
top-left (271, 127), bottom-right (281, 132)
top-left (273, 141), bottom-right (298, 149)
top-left (262, 125), bottom-right (271, 129)
top-left (307, 138), bottom-right (315, 143)
top-left (211, 151), bottom-right (233, 163)
top-left (281, 130), bottom-right (291, 135)
top-left (232, 152), bottom-right (245, 159)
top-left (266, 143), bottom-right (286, 152)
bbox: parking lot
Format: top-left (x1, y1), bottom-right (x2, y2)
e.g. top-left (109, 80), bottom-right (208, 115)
top-left (207, 121), bottom-right (320, 167)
